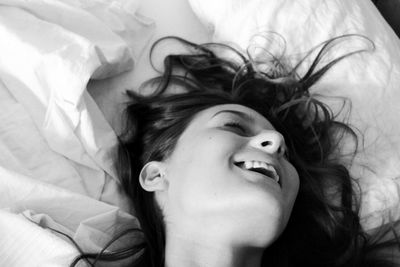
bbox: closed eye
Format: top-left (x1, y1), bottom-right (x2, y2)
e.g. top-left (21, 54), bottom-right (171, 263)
top-left (224, 122), bottom-right (247, 134)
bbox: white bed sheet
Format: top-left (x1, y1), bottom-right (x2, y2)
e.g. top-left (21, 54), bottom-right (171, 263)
top-left (1, 0), bottom-right (400, 266)
top-left (0, 0), bottom-right (150, 265)
top-left (0, 166), bottom-right (138, 267)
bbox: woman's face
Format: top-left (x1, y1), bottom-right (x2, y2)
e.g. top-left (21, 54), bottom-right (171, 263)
top-left (153, 104), bottom-right (299, 247)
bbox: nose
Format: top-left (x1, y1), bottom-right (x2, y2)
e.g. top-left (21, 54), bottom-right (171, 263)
top-left (249, 130), bottom-right (286, 157)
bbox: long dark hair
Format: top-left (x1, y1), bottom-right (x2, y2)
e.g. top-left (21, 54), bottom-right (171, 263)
top-left (72, 35), bottom-right (399, 266)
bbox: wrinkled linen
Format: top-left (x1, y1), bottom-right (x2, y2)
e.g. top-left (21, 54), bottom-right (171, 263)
top-left (1, 0), bottom-right (400, 265)
top-left (0, 0), bottom-right (153, 266)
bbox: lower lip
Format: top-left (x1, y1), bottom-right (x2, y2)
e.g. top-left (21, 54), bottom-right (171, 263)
top-left (235, 166), bottom-right (281, 188)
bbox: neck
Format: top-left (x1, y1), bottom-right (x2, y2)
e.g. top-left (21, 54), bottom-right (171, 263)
top-left (164, 231), bottom-right (264, 267)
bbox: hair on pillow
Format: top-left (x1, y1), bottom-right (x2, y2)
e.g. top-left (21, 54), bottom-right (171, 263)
top-left (188, 0), bottom-right (400, 230)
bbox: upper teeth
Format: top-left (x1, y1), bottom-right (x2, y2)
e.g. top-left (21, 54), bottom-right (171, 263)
top-left (241, 161), bottom-right (280, 183)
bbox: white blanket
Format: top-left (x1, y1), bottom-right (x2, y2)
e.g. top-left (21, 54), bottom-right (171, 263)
top-left (0, 0), bottom-right (151, 265)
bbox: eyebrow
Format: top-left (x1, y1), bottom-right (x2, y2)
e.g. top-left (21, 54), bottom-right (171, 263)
top-left (212, 110), bottom-right (255, 123)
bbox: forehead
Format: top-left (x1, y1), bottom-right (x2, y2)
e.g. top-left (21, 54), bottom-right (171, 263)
top-left (193, 104), bottom-right (275, 129)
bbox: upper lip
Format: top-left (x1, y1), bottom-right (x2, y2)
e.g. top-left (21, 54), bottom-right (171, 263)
top-left (233, 158), bottom-right (282, 186)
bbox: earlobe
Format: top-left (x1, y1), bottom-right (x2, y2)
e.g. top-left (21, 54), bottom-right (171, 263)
top-left (139, 161), bottom-right (168, 192)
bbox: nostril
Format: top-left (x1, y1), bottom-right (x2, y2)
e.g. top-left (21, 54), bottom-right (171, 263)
top-left (261, 141), bottom-right (272, 147)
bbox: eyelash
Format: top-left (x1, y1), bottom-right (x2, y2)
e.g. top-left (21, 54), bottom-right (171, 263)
top-left (224, 121), bottom-right (247, 134)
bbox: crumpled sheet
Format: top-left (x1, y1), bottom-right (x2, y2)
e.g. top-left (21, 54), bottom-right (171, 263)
top-left (0, 0), bottom-right (153, 266)
top-left (0, 167), bottom-right (139, 267)
top-left (1, 0), bottom-right (400, 265)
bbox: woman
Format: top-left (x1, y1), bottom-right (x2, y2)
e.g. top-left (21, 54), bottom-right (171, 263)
top-left (72, 35), bottom-right (400, 267)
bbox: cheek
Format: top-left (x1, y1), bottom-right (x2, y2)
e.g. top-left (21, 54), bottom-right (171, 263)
top-left (281, 162), bottom-right (300, 221)
top-left (167, 150), bottom-right (230, 208)
top-left (288, 164), bottom-right (300, 197)
top-left (169, 131), bottom-right (242, 175)
top-left (165, 134), bottom-right (246, 214)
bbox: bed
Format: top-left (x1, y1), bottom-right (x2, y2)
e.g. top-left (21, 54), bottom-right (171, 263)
top-left (0, 0), bottom-right (399, 266)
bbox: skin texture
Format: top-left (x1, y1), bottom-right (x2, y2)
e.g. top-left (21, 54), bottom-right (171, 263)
top-left (140, 104), bottom-right (300, 267)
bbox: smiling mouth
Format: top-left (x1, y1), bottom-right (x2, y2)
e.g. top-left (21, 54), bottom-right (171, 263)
top-left (235, 161), bottom-right (280, 185)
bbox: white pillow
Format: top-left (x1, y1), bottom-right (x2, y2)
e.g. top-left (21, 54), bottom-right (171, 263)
top-left (188, 0), bottom-right (400, 230)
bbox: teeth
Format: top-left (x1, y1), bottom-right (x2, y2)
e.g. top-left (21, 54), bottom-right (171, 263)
top-left (243, 161), bottom-right (254, 169)
top-left (239, 161), bottom-right (280, 183)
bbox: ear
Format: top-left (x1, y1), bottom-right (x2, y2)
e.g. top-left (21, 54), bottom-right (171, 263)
top-left (139, 161), bottom-right (168, 192)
